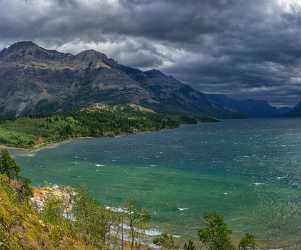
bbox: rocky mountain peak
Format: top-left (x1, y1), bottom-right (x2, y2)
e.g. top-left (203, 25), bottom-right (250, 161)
top-left (1, 41), bottom-right (43, 55)
top-left (145, 69), bottom-right (166, 78)
top-left (0, 41), bottom-right (69, 62)
top-left (76, 50), bottom-right (117, 67)
top-left (77, 49), bottom-right (106, 58)
top-left (9, 41), bottom-right (38, 49)
top-left (0, 41), bottom-right (241, 119)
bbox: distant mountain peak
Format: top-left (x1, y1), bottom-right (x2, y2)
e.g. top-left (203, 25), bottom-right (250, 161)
top-left (79, 49), bottom-right (105, 55)
top-left (145, 69), bottom-right (166, 77)
top-left (76, 50), bottom-right (117, 66)
top-left (76, 49), bottom-right (109, 61)
top-left (207, 94), bottom-right (292, 118)
top-left (0, 40), bottom-right (66, 62)
top-left (9, 41), bottom-right (39, 49)
top-left (2, 41), bottom-right (44, 55)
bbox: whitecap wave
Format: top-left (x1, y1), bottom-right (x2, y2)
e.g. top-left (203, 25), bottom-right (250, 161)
top-left (144, 228), bottom-right (162, 236)
top-left (96, 164), bottom-right (105, 167)
top-left (177, 207), bottom-right (189, 211)
top-left (253, 182), bottom-right (265, 186)
top-left (119, 223), bottom-right (162, 236)
top-left (25, 153), bottom-right (36, 157)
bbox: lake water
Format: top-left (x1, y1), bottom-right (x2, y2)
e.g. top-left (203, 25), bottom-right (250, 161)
top-left (14, 119), bottom-right (301, 246)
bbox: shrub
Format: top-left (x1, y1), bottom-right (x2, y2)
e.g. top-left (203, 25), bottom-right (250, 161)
top-left (239, 233), bottom-right (256, 250)
top-left (153, 233), bottom-right (179, 250)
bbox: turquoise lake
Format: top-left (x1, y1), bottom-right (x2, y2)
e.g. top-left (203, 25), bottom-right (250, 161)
top-left (13, 119), bottom-right (301, 245)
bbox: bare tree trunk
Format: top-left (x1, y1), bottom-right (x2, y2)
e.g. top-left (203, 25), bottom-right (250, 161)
top-left (130, 225), bottom-right (135, 250)
top-left (121, 215), bottom-right (124, 250)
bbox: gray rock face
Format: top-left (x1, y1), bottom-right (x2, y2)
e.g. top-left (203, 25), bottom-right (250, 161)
top-left (0, 41), bottom-right (238, 118)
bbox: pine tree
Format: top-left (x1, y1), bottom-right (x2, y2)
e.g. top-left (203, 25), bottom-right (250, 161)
top-left (199, 212), bottom-right (235, 250)
top-left (0, 149), bottom-right (20, 180)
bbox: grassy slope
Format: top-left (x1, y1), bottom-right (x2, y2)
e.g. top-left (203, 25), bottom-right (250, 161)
top-left (0, 175), bottom-right (97, 250)
top-left (0, 105), bottom-right (197, 149)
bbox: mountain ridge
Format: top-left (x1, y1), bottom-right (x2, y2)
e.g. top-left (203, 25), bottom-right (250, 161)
top-left (287, 100), bottom-right (301, 117)
top-left (0, 41), bottom-right (241, 119)
top-left (207, 94), bottom-right (292, 118)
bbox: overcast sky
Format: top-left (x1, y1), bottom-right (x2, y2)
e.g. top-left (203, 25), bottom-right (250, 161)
top-left (1, 0), bottom-right (301, 106)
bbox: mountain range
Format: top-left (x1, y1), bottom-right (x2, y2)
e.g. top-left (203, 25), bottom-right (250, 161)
top-left (0, 41), bottom-right (297, 120)
top-left (287, 100), bottom-right (301, 117)
top-left (0, 41), bottom-right (242, 119)
top-left (206, 94), bottom-right (292, 118)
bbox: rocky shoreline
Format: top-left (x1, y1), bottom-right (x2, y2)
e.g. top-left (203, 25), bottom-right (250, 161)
top-left (30, 185), bottom-right (163, 250)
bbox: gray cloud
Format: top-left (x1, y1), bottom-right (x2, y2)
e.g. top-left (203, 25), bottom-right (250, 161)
top-left (0, 0), bottom-right (301, 106)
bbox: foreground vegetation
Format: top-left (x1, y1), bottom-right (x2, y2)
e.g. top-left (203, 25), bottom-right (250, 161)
top-left (0, 149), bottom-right (154, 249)
top-left (0, 149), bottom-right (257, 249)
top-left (0, 104), bottom-right (199, 149)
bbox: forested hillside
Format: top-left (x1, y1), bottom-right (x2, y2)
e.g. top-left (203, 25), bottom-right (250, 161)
top-left (0, 104), bottom-right (198, 149)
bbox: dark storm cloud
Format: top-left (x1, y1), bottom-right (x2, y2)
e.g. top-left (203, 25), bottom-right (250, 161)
top-left (0, 0), bottom-right (301, 106)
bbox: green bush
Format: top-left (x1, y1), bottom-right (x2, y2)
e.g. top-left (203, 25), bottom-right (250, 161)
top-left (153, 233), bottom-right (179, 250)
top-left (239, 233), bottom-right (256, 250)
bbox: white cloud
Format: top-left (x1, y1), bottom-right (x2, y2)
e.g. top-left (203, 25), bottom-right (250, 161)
top-left (276, 0), bottom-right (301, 13)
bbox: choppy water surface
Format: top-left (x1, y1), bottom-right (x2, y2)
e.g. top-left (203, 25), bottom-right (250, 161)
top-left (14, 119), bottom-right (301, 245)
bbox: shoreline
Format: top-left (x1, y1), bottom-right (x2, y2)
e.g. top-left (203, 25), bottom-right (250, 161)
top-left (0, 103), bottom-right (202, 153)
top-left (31, 184), bottom-right (300, 250)
top-left (3, 123), bottom-right (193, 153)
top-left (9, 120), bottom-right (301, 249)
top-left (5, 134), bottom-right (146, 153)
top-left (0, 138), bottom-right (74, 153)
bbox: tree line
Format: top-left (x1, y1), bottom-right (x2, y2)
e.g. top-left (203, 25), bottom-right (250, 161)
top-left (0, 105), bottom-right (197, 149)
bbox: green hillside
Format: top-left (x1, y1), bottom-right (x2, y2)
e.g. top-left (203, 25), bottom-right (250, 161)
top-left (0, 104), bottom-right (198, 149)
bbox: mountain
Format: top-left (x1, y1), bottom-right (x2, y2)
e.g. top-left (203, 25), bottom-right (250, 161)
top-left (0, 41), bottom-right (240, 119)
top-left (287, 100), bottom-right (301, 117)
top-left (207, 94), bottom-right (291, 118)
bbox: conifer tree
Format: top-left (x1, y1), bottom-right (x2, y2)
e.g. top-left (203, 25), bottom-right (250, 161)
top-left (199, 213), bottom-right (235, 250)
top-left (0, 149), bottom-right (20, 180)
